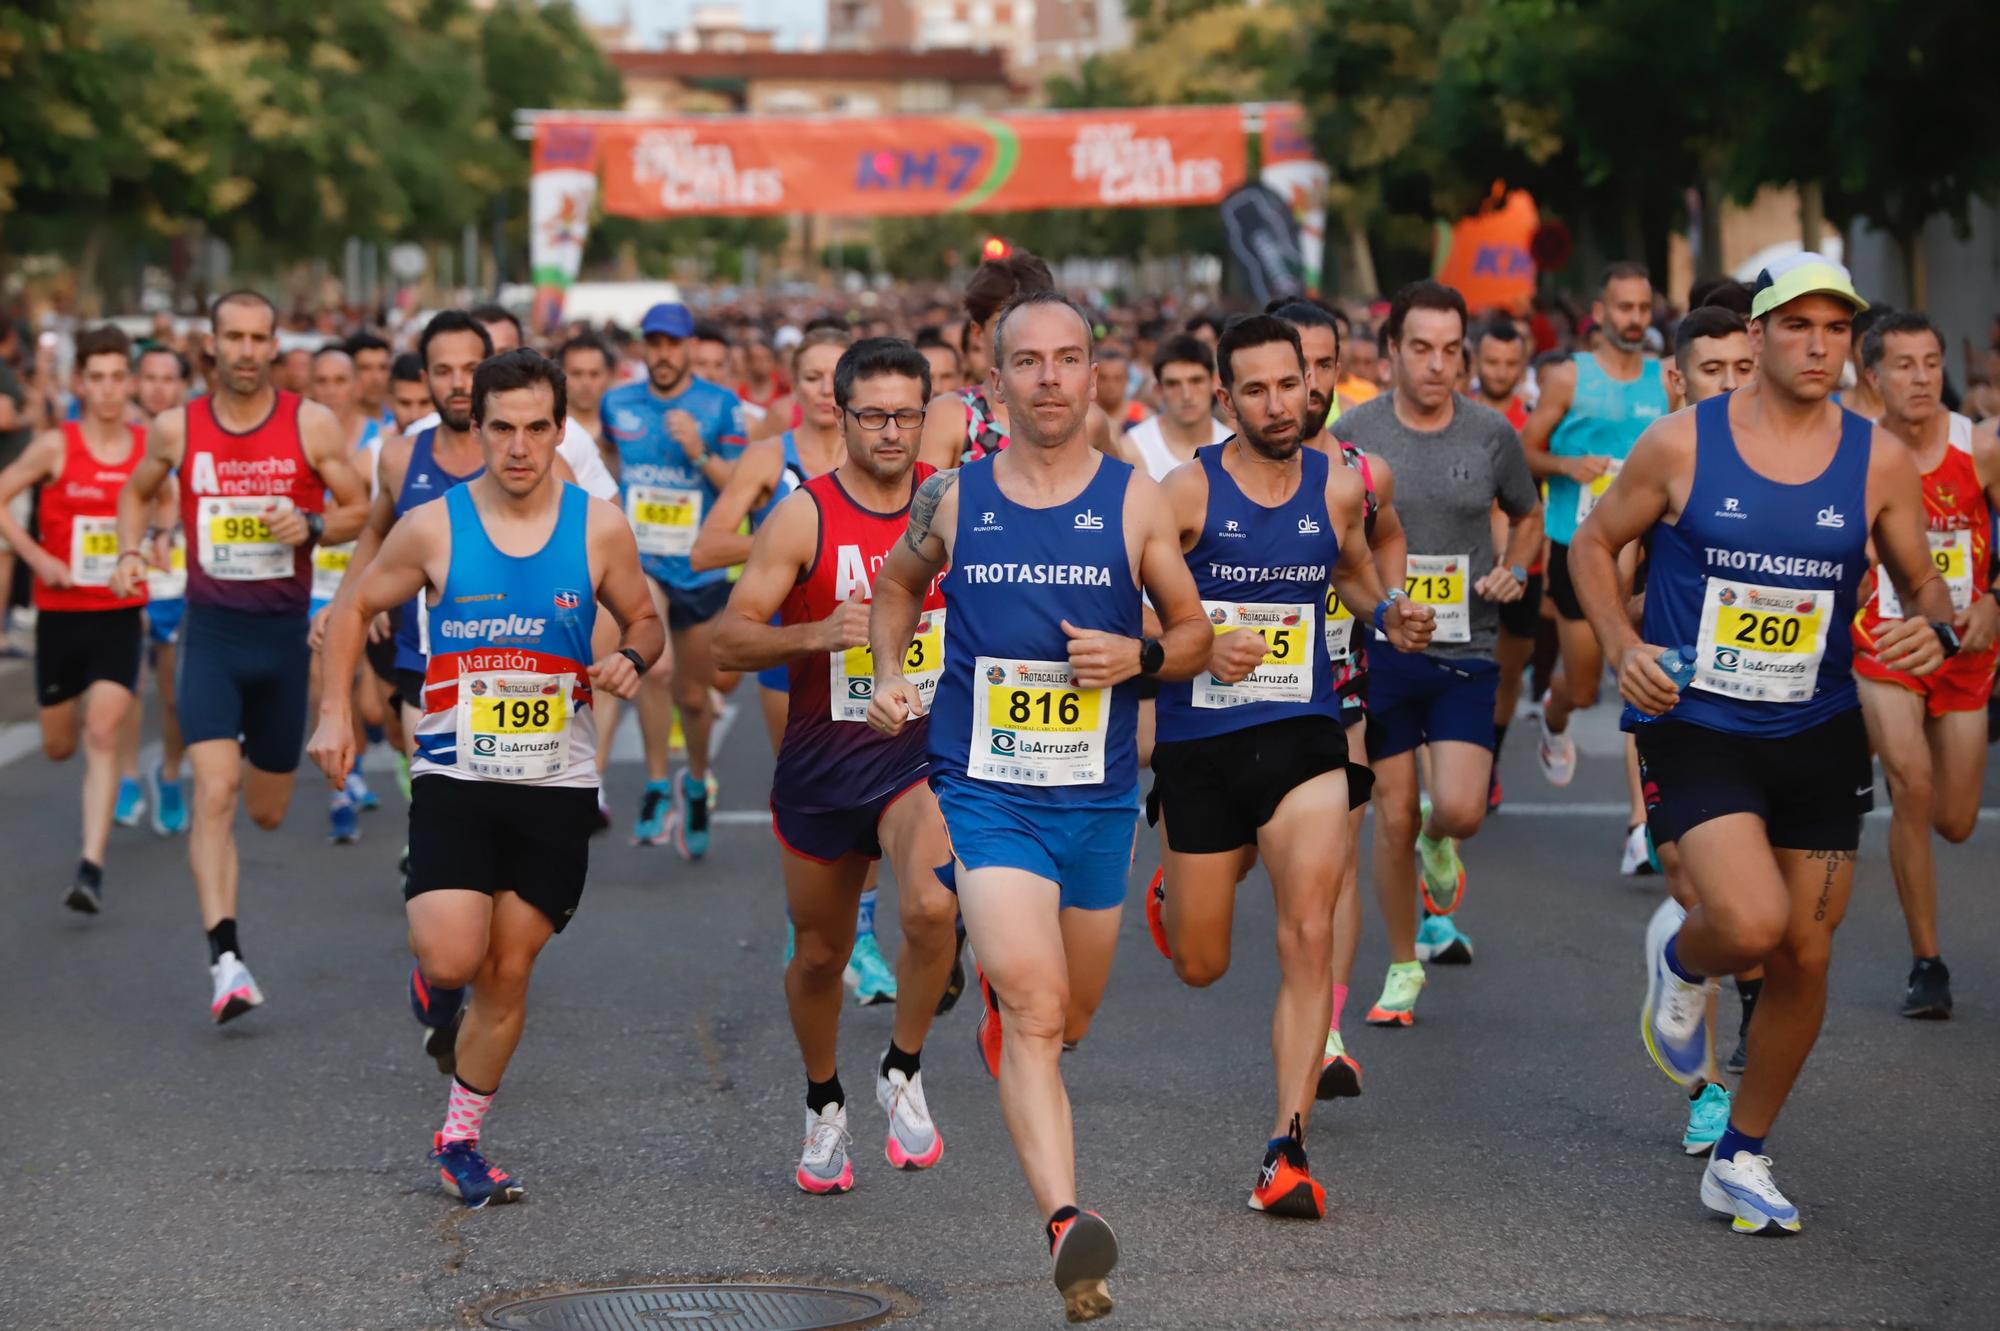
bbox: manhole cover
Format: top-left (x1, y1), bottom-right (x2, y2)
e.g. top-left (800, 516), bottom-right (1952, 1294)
top-left (481, 1284), bottom-right (892, 1331)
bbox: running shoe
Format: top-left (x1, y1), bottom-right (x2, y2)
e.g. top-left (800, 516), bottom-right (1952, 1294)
top-left (151, 767), bottom-right (188, 836)
top-left (431, 1133), bottom-right (525, 1209)
top-left (1619, 823), bottom-right (1656, 877)
top-left (1701, 1149), bottom-right (1801, 1235)
top-left (974, 962), bottom-right (1003, 1078)
top-left (64, 870), bottom-right (102, 915)
top-left (796, 1102), bottom-right (853, 1195)
top-left (346, 771), bottom-right (380, 812)
top-left (1144, 866), bottom-right (1171, 960)
top-left (1901, 956), bottom-right (1953, 1019)
top-left (1248, 1116), bottom-right (1325, 1220)
top-left (1316, 1030), bottom-right (1362, 1099)
top-left (1415, 912), bottom-right (1474, 965)
top-left (783, 918), bottom-right (796, 966)
top-left (936, 918), bottom-right (966, 1016)
top-left (209, 951), bottom-right (264, 1024)
top-left (423, 1013), bottom-right (462, 1078)
top-left (1487, 767), bottom-right (1503, 814)
top-left (1642, 897), bottom-right (1717, 1087)
top-left (1415, 796), bottom-right (1466, 916)
top-left (1050, 1209), bottom-right (1119, 1324)
top-left (330, 797), bottom-right (360, 844)
top-left (1365, 961), bottom-right (1425, 1027)
top-left (669, 769), bottom-right (710, 860)
top-left (1537, 694), bottom-right (1576, 787)
top-left (876, 1064), bottom-right (944, 1170)
top-left (591, 795), bottom-right (612, 835)
top-left (1725, 1030), bottom-right (1749, 1077)
top-left (633, 779), bottom-right (672, 845)
top-left (113, 777), bottom-right (146, 829)
top-left (845, 932), bottom-right (898, 1006)
top-left (1681, 1082), bottom-right (1730, 1157)
top-left (409, 967), bottom-right (466, 1076)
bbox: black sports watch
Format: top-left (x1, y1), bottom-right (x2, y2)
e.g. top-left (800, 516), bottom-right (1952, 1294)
top-left (1931, 621), bottom-right (1962, 659)
top-left (304, 511), bottom-right (325, 542)
top-left (1137, 635), bottom-right (1165, 677)
top-left (618, 646), bottom-right (648, 674)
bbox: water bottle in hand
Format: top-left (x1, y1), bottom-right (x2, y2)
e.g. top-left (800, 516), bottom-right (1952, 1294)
top-left (1658, 646), bottom-right (1697, 691)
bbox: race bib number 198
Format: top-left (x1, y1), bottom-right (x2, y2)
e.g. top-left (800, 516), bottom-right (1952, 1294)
top-left (455, 670), bottom-right (573, 781)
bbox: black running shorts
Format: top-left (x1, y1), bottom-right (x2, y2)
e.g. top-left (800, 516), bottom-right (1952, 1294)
top-left (406, 774), bottom-right (597, 931)
top-left (1634, 710), bottom-right (1872, 853)
top-left (1497, 571), bottom-right (1545, 638)
top-left (1147, 713), bottom-right (1373, 855)
top-left (35, 607), bottom-right (143, 707)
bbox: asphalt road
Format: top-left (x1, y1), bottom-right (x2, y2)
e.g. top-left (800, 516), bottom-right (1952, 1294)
top-left (3, 675), bottom-right (1996, 1331)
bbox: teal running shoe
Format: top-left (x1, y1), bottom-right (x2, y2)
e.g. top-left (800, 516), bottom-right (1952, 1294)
top-left (151, 766), bottom-right (188, 836)
top-left (845, 931), bottom-right (897, 1006)
top-left (1415, 912), bottom-right (1474, 965)
top-left (1682, 1081), bottom-right (1730, 1156)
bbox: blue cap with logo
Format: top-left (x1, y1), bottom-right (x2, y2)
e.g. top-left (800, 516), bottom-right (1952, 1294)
top-left (640, 302), bottom-right (695, 338)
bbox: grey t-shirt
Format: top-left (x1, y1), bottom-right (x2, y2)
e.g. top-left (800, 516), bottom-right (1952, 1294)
top-left (1331, 392), bottom-right (1539, 658)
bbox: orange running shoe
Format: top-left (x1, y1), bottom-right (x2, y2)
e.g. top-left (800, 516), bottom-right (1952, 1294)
top-left (1248, 1116), bottom-right (1326, 1220)
top-left (973, 961), bottom-right (1002, 1079)
top-left (1048, 1207), bottom-right (1119, 1323)
top-left (1144, 866), bottom-right (1171, 960)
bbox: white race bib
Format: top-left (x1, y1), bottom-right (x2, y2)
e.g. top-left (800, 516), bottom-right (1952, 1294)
top-left (454, 668), bottom-right (573, 781)
top-left (1693, 577), bottom-right (1829, 703)
top-left (1324, 586), bottom-right (1357, 663)
top-left (1193, 600), bottom-right (1315, 709)
top-left (968, 655), bottom-right (1108, 787)
top-left (1875, 528), bottom-right (1973, 618)
top-left (1575, 459), bottom-right (1622, 527)
top-left (196, 495), bottom-right (295, 581)
top-left (311, 541), bottom-right (354, 603)
top-left (626, 483), bottom-right (702, 557)
top-left (1405, 553), bottom-right (1471, 644)
top-left (829, 609), bottom-right (945, 723)
top-left (68, 515), bottom-right (120, 587)
top-left (147, 532), bottom-right (187, 600)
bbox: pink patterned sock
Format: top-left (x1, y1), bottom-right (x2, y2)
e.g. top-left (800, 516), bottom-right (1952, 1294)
top-left (440, 1076), bottom-right (495, 1144)
top-left (1330, 983), bottom-right (1349, 1033)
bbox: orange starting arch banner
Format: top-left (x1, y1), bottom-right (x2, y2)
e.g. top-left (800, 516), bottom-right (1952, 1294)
top-left (532, 106), bottom-right (1251, 220)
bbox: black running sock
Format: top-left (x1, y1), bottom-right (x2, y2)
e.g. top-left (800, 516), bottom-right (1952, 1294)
top-left (1045, 1204), bottom-right (1080, 1251)
top-left (207, 918), bottom-right (240, 964)
top-left (1493, 721), bottom-right (1509, 756)
top-left (806, 1074), bottom-right (845, 1115)
top-left (881, 1041), bottom-right (922, 1082)
top-left (77, 859), bottom-right (103, 890)
top-left (1735, 976), bottom-right (1763, 1034)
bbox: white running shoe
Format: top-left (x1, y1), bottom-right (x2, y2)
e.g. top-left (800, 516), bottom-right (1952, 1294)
top-left (209, 952), bottom-right (264, 1024)
top-left (796, 1103), bottom-right (853, 1195)
top-left (1702, 1149), bottom-right (1802, 1234)
top-left (1620, 823), bottom-right (1655, 877)
top-left (1641, 898), bottom-right (1716, 1086)
top-left (876, 1065), bottom-right (944, 1170)
top-left (1536, 692), bottom-right (1576, 787)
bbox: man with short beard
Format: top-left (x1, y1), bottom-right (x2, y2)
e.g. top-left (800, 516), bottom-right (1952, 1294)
top-left (1146, 315), bottom-right (1431, 1220)
top-left (1522, 263), bottom-right (1669, 822)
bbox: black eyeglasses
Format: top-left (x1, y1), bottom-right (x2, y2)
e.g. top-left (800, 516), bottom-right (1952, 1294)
top-left (844, 406), bottom-right (927, 431)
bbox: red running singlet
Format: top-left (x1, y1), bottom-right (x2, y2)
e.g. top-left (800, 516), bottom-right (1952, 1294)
top-left (35, 421), bottom-right (147, 613)
top-left (179, 390), bottom-right (324, 615)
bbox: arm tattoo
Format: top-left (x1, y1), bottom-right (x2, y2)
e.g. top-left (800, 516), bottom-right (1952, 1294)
top-left (904, 467), bottom-right (958, 554)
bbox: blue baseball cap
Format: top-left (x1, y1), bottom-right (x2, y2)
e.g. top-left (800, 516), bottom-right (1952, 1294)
top-left (640, 302), bottom-right (694, 338)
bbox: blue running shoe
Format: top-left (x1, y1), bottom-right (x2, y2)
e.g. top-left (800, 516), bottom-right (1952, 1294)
top-left (151, 767), bottom-right (188, 836)
top-left (409, 967), bottom-right (465, 1076)
top-left (670, 769), bottom-right (710, 860)
top-left (1681, 1082), bottom-right (1730, 1156)
top-left (347, 771), bottom-right (380, 812)
top-left (1701, 1149), bottom-right (1801, 1234)
top-left (330, 796), bottom-right (360, 844)
top-left (114, 777), bottom-right (146, 829)
top-left (1642, 897), bottom-right (1716, 1087)
top-left (634, 779), bottom-right (672, 845)
top-left (430, 1134), bottom-right (524, 1208)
